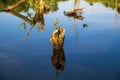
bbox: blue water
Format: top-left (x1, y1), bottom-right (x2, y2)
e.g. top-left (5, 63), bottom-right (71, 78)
top-left (0, 0), bottom-right (120, 80)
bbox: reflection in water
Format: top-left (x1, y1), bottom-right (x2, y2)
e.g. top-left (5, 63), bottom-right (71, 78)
top-left (64, 8), bottom-right (84, 20)
top-left (86, 0), bottom-right (120, 31)
top-left (85, 0), bottom-right (120, 15)
top-left (64, 0), bottom-right (84, 20)
top-left (117, 73), bottom-right (120, 80)
top-left (64, 0), bottom-right (88, 44)
top-left (114, 0), bottom-right (120, 31)
top-left (74, 0), bottom-right (80, 9)
top-left (117, 3), bottom-right (120, 14)
top-left (1, 0), bottom-right (24, 10)
top-left (74, 19), bottom-right (79, 44)
top-left (30, 0), bottom-right (50, 14)
top-left (0, 0), bottom-right (69, 41)
top-left (0, 0), bottom-right (68, 13)
top-left (51, 48), bottom-right (65, 77)
top-left (51, 0), bottom-right (58, 12)
top-left (89, 0), bottom-right (94, 6)
top-left (89, 0), bottom-right (94, 15)
top-left (0, 0), bottom-right (50, 41)
top-left (33, 13), bottom-right (45, 32)
top-left (83, 23), bottom-right (88, 28)
top-left (0, 0), bottom-right (120, 80)
top-left (50, 0), bottom-right (68, 12)
top-left (50, 18), bottom-right (65, 77)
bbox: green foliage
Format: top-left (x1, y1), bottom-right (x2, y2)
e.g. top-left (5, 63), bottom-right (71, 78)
top-left (54, 18), bottom-right (59, 24)
top-left (18, 22), bottom-right (26, 31)
top-left (85, 0), bottom-right (120, 9)
top-left (0, 0), bottom-right (28, 12)
top-left (0, 0), bottom-right (68, 13)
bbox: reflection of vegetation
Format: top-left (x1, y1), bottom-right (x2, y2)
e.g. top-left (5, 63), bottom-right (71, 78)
top-left (85, 0), bottom-right (119, 8)
top-left (18, 22), bottom-right (26, 31)
top-left (0, 0), bottom-right (28, 12)
top-left (29, 0), bottom-right (68, 12)
top-left (0, 0), bottom-right (50, 41)
top-left (51, 0), bottom-right (58, 12)
top-left (85, 0), bottom-right (120, 13)
top-left (117, 1), bottom-right (120, 14)
top-left (0, 0), bottom-right (68, 12)
top-left (46, 0), bottom-right (68, 11)
top-left (64, 0), bottom-right (84, 20)
top-left (0, 0), bottom-right (69, 41)
top-left (50, 18), bottom-right (65, 77)
top-left (64, 0), bottom-right (88, 44)
top-left (74, 0), bottom-right (80, 9)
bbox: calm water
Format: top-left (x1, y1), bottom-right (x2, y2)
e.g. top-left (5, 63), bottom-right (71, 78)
top-left (0, 0), bottom-right (120, 80)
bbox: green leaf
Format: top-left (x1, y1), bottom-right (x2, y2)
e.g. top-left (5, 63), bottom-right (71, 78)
top-left (54, 18), bottom-right (58, 24)
top-left (18, 23), bottom-right (24, 28)
top-left (23, 22), bottom-right (26, 31)
top-left (18, 22), bottom-right (26, 31)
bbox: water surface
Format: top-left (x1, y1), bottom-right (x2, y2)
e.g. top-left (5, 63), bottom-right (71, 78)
top-left (0, 0), bottom-right (120, 80)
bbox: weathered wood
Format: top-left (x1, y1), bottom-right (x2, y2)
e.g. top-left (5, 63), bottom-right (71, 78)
top-left (50, 27), bottom-right (65, 77)
top-left (50, 27), bottom-right (65, 49)
top-left (64, 8), bottom-right (84, 20)
top-left (64, 8), bottom-right (84, 15)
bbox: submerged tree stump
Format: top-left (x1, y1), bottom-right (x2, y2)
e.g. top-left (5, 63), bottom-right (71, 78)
top-left (50, 27), bottom-right (65, 77)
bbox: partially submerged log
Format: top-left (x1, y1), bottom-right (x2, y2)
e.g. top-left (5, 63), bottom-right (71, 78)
top-left (64, 8), bottom-right (84, 16)
top-left (64, 8), bottom-right (84, 20)
top-left (64, 12), bottom-right (84, 20)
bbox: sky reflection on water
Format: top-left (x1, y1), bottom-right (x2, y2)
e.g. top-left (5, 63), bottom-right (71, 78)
top-left (0, 0), bottom-right (120, 80)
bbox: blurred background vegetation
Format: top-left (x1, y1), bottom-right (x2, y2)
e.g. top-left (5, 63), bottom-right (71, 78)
top-left (0, 0), bottom-right (68, 12)
top-left (86, 0), bottom-right (119, 8)
top-left (0, 0), bottom-right (120, 13)
top-left (85, 0), bottom-right (120, 14)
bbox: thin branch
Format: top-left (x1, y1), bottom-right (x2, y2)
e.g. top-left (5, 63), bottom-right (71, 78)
top-left (3, 0), bottom-right (24, 10)
top-left (1, 10), bottom-right (32, 24)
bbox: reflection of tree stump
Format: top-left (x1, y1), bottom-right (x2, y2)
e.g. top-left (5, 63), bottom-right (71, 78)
top-left (51, 48), bottom-right (65, 71)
